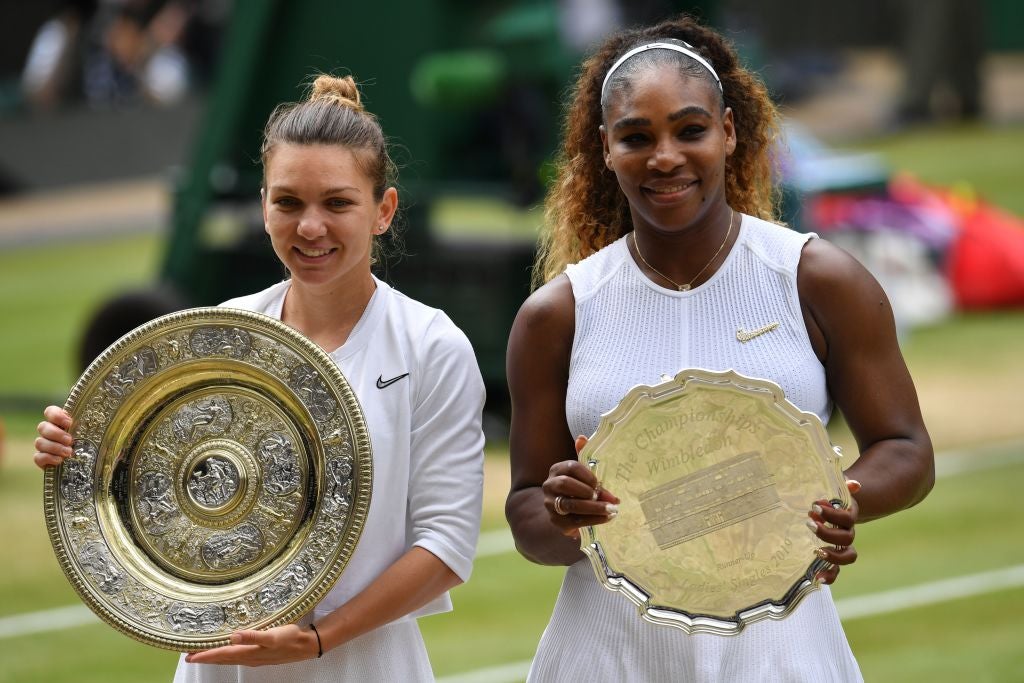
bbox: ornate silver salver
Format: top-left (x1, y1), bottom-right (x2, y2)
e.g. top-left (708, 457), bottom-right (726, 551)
top-left (43, 308), bottom-right (372, 651)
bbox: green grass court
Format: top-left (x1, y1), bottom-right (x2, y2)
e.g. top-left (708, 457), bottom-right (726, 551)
top-left (1, 124), bottom-right (1023, 681)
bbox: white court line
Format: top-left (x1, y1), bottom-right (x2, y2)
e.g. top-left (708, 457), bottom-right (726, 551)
top-left (477, 528), bottom-right (516, 557)
top-left (3, 441), bottom-right (1022, 647)
top-left (437, 660), bottom-right (534, 683)
top-left (436, 563), bottom-right (1024, 683)
top-left (0, 604), bottom-right (98, 639)
top-left (934, 438), bottom-right (1024, 479)
top-left (833, 563), bottom-right (1024, 620)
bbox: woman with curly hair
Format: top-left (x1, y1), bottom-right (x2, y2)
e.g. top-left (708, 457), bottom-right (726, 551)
top-left (506, 14), bottom-right (933, 681)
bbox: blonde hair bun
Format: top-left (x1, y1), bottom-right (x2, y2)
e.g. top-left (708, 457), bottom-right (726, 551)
top-left (310, 74), bottom-right (363, 111)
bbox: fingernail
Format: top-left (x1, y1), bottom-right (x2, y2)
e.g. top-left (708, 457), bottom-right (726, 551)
top-left (805, 520), bottom-right (818, 532)
top-left (847, 479), bottom-right (862, 494)
top-left (811, 504), bottom-right (823, 515)
top-left (605, 503), bottom-right (619, 516)
top-left (815, 547), bottom-right (829, 560)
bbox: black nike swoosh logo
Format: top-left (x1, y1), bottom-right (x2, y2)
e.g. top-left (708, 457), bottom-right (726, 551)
top-left (376, 373), bottom-right (410, 389)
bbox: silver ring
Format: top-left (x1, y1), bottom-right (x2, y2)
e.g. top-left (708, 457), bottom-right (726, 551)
top-left (553, 495), bottom-right (569, 516)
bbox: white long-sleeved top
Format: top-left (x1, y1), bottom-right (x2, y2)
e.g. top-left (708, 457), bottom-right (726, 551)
top-left (175, 276), bottom-right (485, 682)
top-left (528, 214), bottom-right (862, 682)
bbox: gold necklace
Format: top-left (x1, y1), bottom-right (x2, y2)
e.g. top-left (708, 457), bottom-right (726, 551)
top-left (631, 210), bottom-right (736, 291)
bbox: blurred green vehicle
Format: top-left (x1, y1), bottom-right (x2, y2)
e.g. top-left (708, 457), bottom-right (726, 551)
top-left (79, 0), bottom-right (593, 416)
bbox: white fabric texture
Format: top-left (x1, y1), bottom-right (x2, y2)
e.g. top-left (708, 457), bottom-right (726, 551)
top-left (528, 214), bottom-right (862, 682)
top-left (174, 276), bottom-right (486, 682)
top-left (173, 618), bottom-right (432, 683)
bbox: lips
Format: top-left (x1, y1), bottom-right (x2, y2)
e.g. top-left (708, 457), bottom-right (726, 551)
top-left (293, 246), bottom-right (337, 261)
top-left (642, 178), bottom-right (699, 202)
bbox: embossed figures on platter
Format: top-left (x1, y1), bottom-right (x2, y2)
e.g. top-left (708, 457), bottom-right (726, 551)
top-left (137, 471), bottom-right (179, 534)
top-left (43, 310), bottom-right (371, 650)
top-left (290, 364), bottom-right (337, 422)
top-left (101, 347), bottom-right (159, 399)
top-left (60, 440), bottom-right (97, 506)
top-left (189, 326), bottom-right (253, 359)
top-left (202, 523), bottom-right (265, 570)
top-left (173, 397), bottom-right (232, 443)
top-left (259, 432), bottom-right (300, 495)
top-left (187, 456), bottom-right (240, 508)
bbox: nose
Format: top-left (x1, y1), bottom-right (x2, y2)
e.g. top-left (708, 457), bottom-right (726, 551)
top-left (296, 208), bottom-right (328, 240)
top-left (647, 137), bottom-right (685, 172)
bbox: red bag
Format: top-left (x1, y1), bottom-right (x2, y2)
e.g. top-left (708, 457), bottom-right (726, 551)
top-left (947, 199), bottom-right (1024, 309)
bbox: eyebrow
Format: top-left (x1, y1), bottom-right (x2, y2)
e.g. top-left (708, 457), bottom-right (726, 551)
top-left (612, 106), bottom-right (713, 130)
top-left (268, 185), bottom-right (362, 196)
top-left (669, 106), bottom-right (713, 121)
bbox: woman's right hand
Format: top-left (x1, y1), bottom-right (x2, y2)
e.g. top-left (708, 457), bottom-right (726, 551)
top-left (34, 405), bottom-right (73, 469)
top-left (541, 436), bottom-right (620, 538)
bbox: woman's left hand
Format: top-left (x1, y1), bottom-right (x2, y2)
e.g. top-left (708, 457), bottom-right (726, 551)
top-left (808, 479), bottom-right (861, 585)
top-left (184, 624), bottom-right (319, 666)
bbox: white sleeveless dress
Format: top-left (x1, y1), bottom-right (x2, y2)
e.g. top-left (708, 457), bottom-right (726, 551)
top-left (527, 214), bottom-right (862, 682)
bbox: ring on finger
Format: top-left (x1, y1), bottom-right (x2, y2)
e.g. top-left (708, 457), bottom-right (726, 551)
top-left (554, 495), bottom-right (570, 516)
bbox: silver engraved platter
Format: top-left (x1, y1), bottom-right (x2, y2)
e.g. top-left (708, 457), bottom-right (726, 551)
top-left (580, 369), bottom-right (849, 636)
top-left (43, 308), bottom-right (372, 651)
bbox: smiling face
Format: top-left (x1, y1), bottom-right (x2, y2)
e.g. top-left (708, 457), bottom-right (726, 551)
top-left (262, 143), bottom-right (397, 295)
top-left (601, 64), bottom-right (735, 235)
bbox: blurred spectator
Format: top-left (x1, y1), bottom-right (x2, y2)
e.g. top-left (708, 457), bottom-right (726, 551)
top-left (21, 0), bottom-right (229, 110)
top-left (20, 0), bottom-right (95, 110)
top-left (896, 0), bottom-right (984, 124)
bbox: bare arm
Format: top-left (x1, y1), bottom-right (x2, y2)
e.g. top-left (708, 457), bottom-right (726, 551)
top-left (505, 276), bottom-right (616, 566)
top-left (186, 548), bottom-right (460, 665)
top-left (799, 238), bottom-right (935, 522)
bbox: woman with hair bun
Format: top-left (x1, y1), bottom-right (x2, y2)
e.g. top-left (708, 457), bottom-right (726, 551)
top-left (34, 74), bottom-right (486, 681)
top-left (506, 15), bottom-right (933, 681)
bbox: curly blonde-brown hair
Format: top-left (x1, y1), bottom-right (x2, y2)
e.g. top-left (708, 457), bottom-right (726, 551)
top-left (535, 15), bottom-right (782, 287)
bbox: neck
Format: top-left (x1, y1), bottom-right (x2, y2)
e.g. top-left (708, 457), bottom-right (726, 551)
top-left (282, 274), bottom-right (377, 353)
top-left (630, 204), bottom-right (737, 288)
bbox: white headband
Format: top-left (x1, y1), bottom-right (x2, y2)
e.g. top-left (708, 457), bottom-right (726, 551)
top-left (601, 41), bottom-right (723, 97)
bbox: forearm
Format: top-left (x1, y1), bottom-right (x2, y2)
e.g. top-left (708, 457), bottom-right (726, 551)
top-left (845, 435), bottom-right (934, 522)
top-left (315, 547), bottom-right (462, 651)
top-left (506, 488), bottom-right (585, 566)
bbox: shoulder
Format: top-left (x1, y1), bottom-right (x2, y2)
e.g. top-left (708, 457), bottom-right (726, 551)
top-left (740, 214), bottom-right (814, 273)
top-left (218, 281), bottom-right (289, 313)
top-left (798, 237), bottom-right (881, 301)
top-left (564, 236), bottom-right (629, 302)
top-left (385, 284), bottom-right (477, 360)
top-left (513, 275), bottom-right (575, 341)
top-left (798, 237), bottom-right (893, 349)
top-left (507, 274), bottom-right (575, 377)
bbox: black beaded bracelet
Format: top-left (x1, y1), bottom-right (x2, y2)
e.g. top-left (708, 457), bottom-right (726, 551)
top-left (309, 622), bottom-right (323, 658)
